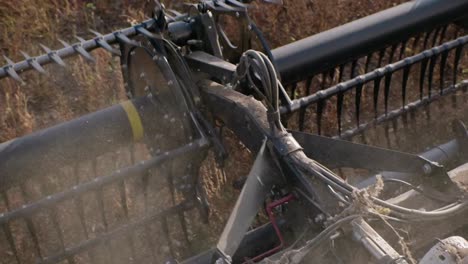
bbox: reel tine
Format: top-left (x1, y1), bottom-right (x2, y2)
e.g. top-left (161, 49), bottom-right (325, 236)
top-left (419, 57), bottom-right (428, 100)
top-left (115, 32), bottom-right (140, 47)
top-left (388, 43), bottom-right (398, 63)
top-left (377, 48), bottom-right (386, 68)
top-left (40, 44), bottom-right (67, 67)
top-left (427, 53), bottom-right (438, 98)
top-left (399, 39), bottom-right (408, 60)
top-left (3, 56), bottom-right (24, 83)
top-left (2, 224), bottom-right (21, 264)
top-left (453, 45), bottom-right (464, 86)
top-left (316, 99), bottom-right (325, 135)
top-left (73, 36), bottom-right (96, 63)
top-left (290, 82), bottom-right (297, 99)
top-left (431, 27), bottom-right (442, 47)
top-left (439, 50), bottom-right (449, 94)
top-left (438, 25), bottom-right (448, 46)
top-left (373, 75), bottom-right (382, 118)
top-left (338, 64), bottom-right (345, 82)
top-left (299, 77), bottom-right (313, 131)
top-left (355, 81), bottom-right (364, 126)
top-left (423, 29), bottom-right (433, 50)
top-left (402, 64), bottom-right (411, 106)
top-left (350, 59), bottom-right (357, 79)
top-left (364, 53), bottom-right (372, 73)
top-left (89, 29), bottom-right (121, 56)
top-left (384, 70), bottom-right (393, 115)
top-left (336, 85), bottom-right (344, 136)
top-left (20, 51), bottom-right (47, 75)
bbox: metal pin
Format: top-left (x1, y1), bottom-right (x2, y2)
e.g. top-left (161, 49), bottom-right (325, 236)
top-left (39, 44), bottom-right (66, 67)
top-left (115, 32), bottom-right (140, 47)
top-left (89, 30), bottom-right (121, 56)
top-left (20, 51), bottom-right (46, 74)
top-left (3, 56), bottom-right (24, 83)
top-left (72, 37), bottom-right (96, 62)
top-left (136, 27), bottom-right (161, 40)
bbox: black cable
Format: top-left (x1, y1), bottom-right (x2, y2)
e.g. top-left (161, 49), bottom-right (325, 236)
top-left (383, 178), bottom-right (449, 203)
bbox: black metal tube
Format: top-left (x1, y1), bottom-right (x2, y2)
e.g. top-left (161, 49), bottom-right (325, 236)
top-left (0, 96), bottom-right (159, 191)
top-left (272, 0), bottom-right (468, 84)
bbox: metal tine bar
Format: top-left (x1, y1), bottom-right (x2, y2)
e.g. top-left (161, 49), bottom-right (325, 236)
top-left (49, 206), bottom-right (76, 264)
top-left (281, 35), bottom-right (468, 114)
top-left (384, 71), bottom-right (393, 115)
top-left (1, 193), bottom-right (21, 264)
top-left (419, 56), bottom-right (428, 100)
top-left (350, 60), bottom-right (358, 79)
top-left (338, 64), bottom-right (345, 82)
top-left (161, 217), bottom-right (175, 257)
top-left (377, 48), bottom-right (386, 68)
top-left (402, 65), bottom-right (411, 107)
top-left (89, 30), bottom-right (121, 56)
top-left (93, 160), bottom-right (112, 264)
top-left (19, 184), bottom-right (43, 260)
top-left (328, 68), bottom-right (335, 84)
top-left (453, 44), bottom-right (464, 86)
top-left (289, 83), bottom-right (298, 99)
top-left (423, 29), bottom-right (434, 50)
top-left (391, 119), bottom-right (400, 148)
top-left (316, 100), bottom-right (325, 135)
top-left (113, 153), bottom-right (137, 262)
top-left (3, 56), bottom-right (24, 83)
top-left (373, 75), bottom-right (382, 118)
top-left (384, 122), bottom-right (392, 148)
top-left (336, 86), bottom-right (344, 136)
top-left (72, 164), bottom-right (88, 239)
top-left (179, 211), bottom-right (190, 245)
top-left (427, 52), bottom-right (438, 98)
top-left (39, 180), bottom-right (76, 264)
top-left (431, 27), bottom-right (442, 47)
top-left (337, 80), bottom-right (468, 140)
top-left (316, 72), bottom-right (328, 135)
top-left (399, 39), bottom-right (408, 60)
top-left (440, 50), bottom-right (449, 94)
top-left (412, 33), bottom-right (422, 55)
top-left (438, 25), bottom-right (448, 46)
top-left (355, 81), bottom-right (364, 126)
top-left (19, 51), bottom-right (46, 74)
top-left (388, 43), bottom-right (398, 63)
top-left (2, 224), bottom-right (20, 264)
top-left (0, 140), bottom-right (206, 224)
top-left (72, 164), bottom-right (100, 264)
top-left (38, 201), bottom-right (192, 264)
top-left (364, 53), bottom-right (372, 73)
top-left (298, 77), bottom-right (313, 131)
top-left (0, 19), bottom-right (155, 80)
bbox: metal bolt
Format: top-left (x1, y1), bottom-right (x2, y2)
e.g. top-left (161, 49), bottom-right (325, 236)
top-left (423, 164), bottom-right (432, 175)
top-left (314, 214), bottom-right (325, 223)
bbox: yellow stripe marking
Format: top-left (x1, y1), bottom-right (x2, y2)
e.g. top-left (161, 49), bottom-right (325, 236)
top-left (121, 101), bottom-right (144, 141)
